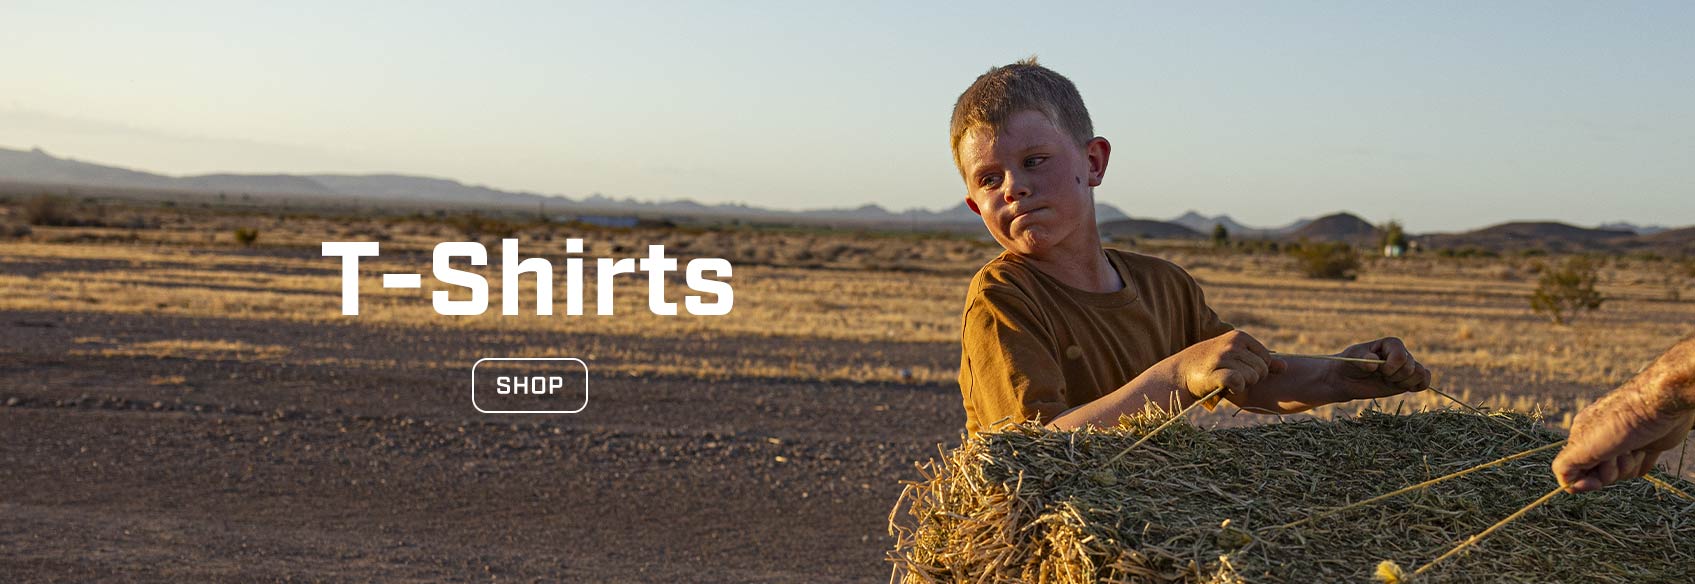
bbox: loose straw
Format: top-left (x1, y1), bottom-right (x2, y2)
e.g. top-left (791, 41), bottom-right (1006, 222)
top-left (1644, 474), bottom-right (1695, 502)
top-left (1282, 352), bottom-right (1695, 548)
top-left (1412, 375), bottom-right (1695, 502)
top-left (1270, 440), bottom-right (1566, 531)
top-left (1272, 353), bottom-right (1692, 504)
top-left (1277, 353), bottom-right (1538, 438)
top-left (1407, 483), bottom-right (1567, 579)
top-left (1423, 387), bottom-right (1542, 440)
top-left (1106, 387), bottom-right (1226, 465)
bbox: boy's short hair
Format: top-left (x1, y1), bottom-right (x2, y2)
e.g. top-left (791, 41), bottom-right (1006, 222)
top-left (949, 57), bottom-right (1094, 172)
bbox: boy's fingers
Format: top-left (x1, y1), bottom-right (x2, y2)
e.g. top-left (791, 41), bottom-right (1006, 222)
top-left (1383, 348), bottom-right (1410, 379)
top-left (1396, 364), bottom-right (1431, 391)
top-left (1348, 349), bottom-right (1381, 374)
top-left (1225, 352), bottom-right (1268, 383)
top-left (1235, 331), bottom-right (1276, 363)
top-left (1387, 362), bottom-right (1417, 385)
top-left (1208, 369), bottom-right (1247, 396)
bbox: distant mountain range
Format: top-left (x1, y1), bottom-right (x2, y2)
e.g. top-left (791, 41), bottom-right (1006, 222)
top-left (2, 146), bottom-right (1690, 254)
top-left (0, 146), bottom-right (1140, 227)
top-left (1168, 211), bottom-right (1314, 239)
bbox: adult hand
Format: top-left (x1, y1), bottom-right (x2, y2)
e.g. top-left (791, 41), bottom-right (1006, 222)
top-left (1553, 384), bottom-right (1694, 493)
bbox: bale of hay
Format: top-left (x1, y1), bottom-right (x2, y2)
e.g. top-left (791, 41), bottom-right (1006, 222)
top-left (888, 409), bottom-right (1695, 583)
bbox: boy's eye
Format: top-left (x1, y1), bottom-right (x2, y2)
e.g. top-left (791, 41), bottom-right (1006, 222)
top-left (1024, 155), bottom-right (1048, 168)
top-left (978, 174), bottom-right (1002, 188)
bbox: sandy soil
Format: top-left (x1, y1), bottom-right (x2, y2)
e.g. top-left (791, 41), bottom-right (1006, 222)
top-left (0, 309), bottom-right (962, 582)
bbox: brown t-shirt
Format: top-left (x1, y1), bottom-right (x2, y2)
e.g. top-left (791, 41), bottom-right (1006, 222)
top-left (958, 249), bottom-right (1234, 433)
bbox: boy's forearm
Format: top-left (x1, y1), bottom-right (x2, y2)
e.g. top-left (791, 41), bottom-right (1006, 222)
top-left (1223, 360), bottom-right (1342, 414)
top-left (1045, 357), bottom-right (1349, 430)
top-left (1045, 359), bottom-right (1191, 431)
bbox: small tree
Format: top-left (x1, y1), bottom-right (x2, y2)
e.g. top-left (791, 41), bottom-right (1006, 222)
top-left (1380, 220), bottom-right (1408, 256)
top-left (233, 227), bottom-right (260, 247)
top-left (1289, 241), bottom-right (1360, 280)
top-left (1211, 223), bottom-right (1229, 248)
top-left (1530, 256), bottom-right (1605, 325)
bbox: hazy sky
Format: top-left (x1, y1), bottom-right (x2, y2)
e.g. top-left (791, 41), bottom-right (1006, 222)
top-left (4, 1), bottom-right (1691, 231)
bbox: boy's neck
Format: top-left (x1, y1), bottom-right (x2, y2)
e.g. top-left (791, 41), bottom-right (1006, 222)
top-left (1017, 239), bottom-right (1124, 294)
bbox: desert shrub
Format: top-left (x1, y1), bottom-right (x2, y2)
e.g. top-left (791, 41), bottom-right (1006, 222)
top-left (1289, 241), bottom-right (1360, 280)
top-left (447, 212), bottom-right (518, 239)
top-left (817, 242), bottom-right (859, 264)
top-left (1530, 256), bottom-right (1605, 324)
top-left (1238, 239), bottom-right (1280, 254)
top-left (23, 195), bottom-right (76, 226)
top-left (232, 227), bottom-right (260, 246)
top-left (1438, 246), bottom-right (1499, 259)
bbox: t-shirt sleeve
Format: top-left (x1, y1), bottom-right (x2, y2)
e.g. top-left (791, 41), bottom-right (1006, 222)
top-left (959, 287), bottom-right (1069, 433)
top-left (1179, 266), bottom-right (1234, 345)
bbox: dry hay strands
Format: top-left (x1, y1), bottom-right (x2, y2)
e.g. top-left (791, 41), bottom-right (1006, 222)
top-left (1269, 440), bottom-right (1565, 532)
top-left (1377, 484), bottom-right (1567, 583)
top-left (1106, 387), bottom-right (1227, 465)
top-left (888, 408), bottom-right (1695, 584)
top-left (1417, 383), bottom-right (1695, 502)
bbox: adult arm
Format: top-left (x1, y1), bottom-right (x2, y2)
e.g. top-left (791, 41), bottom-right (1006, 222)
top-left (1552, 334), bottom-right (1695, 492)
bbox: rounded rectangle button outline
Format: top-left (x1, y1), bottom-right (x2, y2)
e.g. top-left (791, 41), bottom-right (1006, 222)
top-left (471, 357), bottom-right (589, 414)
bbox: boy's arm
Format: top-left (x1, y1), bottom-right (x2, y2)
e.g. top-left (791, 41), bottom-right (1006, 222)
top-left (1048, 334), bottom-right (1431, 429)
top-left (1047, 330), bottom-right (1289, 430)
top-left (1230, 336), bottom-right (1432, 414)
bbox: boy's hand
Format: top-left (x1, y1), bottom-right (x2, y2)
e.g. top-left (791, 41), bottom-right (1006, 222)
top-left (1331, 337), bottom-right (1431, 399)
top-left (1174, 330), bottom-right (1287, 400)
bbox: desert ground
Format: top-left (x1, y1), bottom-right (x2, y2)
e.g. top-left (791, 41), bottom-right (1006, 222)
top-left (2, 198), bottom-right (1692, 582)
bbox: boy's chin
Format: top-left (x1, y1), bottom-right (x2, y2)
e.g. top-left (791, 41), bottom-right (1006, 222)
top-left (1006, 230), bottom-right (1061, 257)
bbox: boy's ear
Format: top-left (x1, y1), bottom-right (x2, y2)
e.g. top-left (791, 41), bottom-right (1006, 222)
top-left (1086, 137), bottom-right (1112, 187)
top-left (965, 197), bottom-right (981, 216)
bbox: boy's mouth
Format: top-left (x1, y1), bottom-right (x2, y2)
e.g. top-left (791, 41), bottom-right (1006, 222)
top-left (1010, 206), bottom-right (1046, 222)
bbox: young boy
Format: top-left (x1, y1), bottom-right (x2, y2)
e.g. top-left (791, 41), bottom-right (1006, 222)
top-left (953, 58), bottom-right (1431, 433)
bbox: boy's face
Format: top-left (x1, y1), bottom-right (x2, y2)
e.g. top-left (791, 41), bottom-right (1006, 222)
top-left (957, 110), bottom-right (1110, 258)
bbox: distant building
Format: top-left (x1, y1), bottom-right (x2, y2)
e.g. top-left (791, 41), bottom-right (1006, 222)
top-left (1383, 244), bottom-right (1406, 258)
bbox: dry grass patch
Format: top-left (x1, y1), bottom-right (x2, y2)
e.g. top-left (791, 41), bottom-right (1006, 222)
top-left (74, 339), bottom-right (291, 361)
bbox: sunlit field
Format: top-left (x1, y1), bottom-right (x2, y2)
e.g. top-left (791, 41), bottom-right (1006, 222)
top-left (4, 199), bottom-right (1693, 468)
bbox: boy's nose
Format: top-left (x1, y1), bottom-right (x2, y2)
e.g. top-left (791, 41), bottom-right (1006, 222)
top-left (1001, 172), bottom-right (1032, 203)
